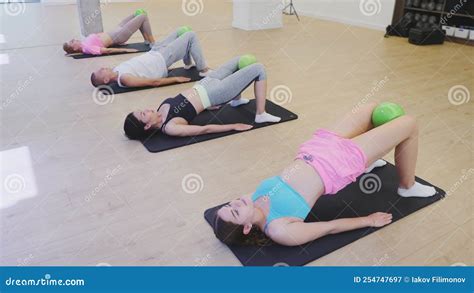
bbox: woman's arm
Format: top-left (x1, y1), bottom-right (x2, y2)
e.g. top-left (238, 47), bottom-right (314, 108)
top-left (100, 48), bottom-right (138, 54)
top-left (119, 75), bottom-right (190, 88)
top-left (165, 123), bottom-right (253, 137)
top-left (270, 212), bottom-right (392, 246)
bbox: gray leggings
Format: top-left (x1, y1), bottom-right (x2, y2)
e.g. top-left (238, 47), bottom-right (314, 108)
top-left (197, 56), bottom-right (267, 106)
top-left (107, 14), bottom-right (153, 45)
top-left (151, 30), bottom-right (207, 71)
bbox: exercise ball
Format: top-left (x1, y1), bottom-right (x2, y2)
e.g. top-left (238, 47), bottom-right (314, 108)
top-left (238, 54), bottom-right (257, 70)
top-left (372, 102), bottom-right (405, 127)
top-left (178, 26), bottom-right (193, 37)
top-left (134, 9), bottom-right (147, 16)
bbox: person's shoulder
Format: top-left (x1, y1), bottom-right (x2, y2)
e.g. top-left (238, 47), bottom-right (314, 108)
top-left (265, 220), bottom-right (288, 238)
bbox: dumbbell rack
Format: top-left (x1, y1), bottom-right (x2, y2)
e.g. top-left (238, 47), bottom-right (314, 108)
top-left (391, 0), bottom-right (474, 45)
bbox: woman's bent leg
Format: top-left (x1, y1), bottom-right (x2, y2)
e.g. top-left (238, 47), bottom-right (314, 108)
top-left (327, 102), bottom-right (378, 139)
top-left (109, 15), bottom-right (151, 44)
top-left (156, 32), bottom-right (207, 70)
top-left (117, 14), bottom-right (135, 27)
top-left (351, 115), bottom-right (434, 197)
top-left (203, 63), bottom-right (280, 123)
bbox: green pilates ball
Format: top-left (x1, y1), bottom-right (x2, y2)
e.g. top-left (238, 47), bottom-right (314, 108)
top-left (238, 54), bottom-right (257, 70)
top-left (372, 102), bottom-right (405, 127)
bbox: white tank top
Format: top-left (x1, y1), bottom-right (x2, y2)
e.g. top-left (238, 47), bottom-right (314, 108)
top-left (114, 51), bottom-right (167, 87)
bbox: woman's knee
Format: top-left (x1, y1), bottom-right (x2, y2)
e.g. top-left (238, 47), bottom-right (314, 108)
top-left (400, 115), bottom-right (418, 134)
top-left (183, 31), bottom-right (196, 40)
top-left (135, 14), bottom-right (147, 22)
top-left (366, 101), bottom-right (378, 110)
top-left (250, 63), bottom-right (267, 80)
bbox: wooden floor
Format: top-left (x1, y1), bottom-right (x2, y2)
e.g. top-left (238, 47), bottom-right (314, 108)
top-left (0, 1), bottom-right (472, 266)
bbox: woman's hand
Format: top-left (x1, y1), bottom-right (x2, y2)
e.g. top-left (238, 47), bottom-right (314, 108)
top-left (101, 47), bottom-right (138, 54)
top-left (366, 212), bottom-right (392, 227)
top-left (233, 123), bottom-right (253, 131)
top-left (174, 77), bottom-right (191, 83)
top-left (207, 105), bottom-right (222, 111)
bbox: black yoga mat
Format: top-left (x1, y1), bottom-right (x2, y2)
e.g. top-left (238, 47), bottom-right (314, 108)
top-left (141, 99), bottom-right (298, 153)
top-left (98, 67), bottom-right (203, 95)
top-left (204, 163), bottom-right (445, 266)
top-left (71, 42), bottom-right (150, 59)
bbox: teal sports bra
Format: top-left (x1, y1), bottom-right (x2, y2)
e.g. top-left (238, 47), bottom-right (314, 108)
top-left (252, 176), bottom-right (311, 230)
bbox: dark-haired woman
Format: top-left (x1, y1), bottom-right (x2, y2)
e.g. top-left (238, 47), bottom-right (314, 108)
top-left (123, 56), bottom-right (281, 139)
top-left (63, 13), bottom-right (155, 55)
top-left (213, 102), bottom-right (437, 246)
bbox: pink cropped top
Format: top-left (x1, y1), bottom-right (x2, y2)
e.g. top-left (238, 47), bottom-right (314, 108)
top-left (81, 34), bottom-right (104, 55)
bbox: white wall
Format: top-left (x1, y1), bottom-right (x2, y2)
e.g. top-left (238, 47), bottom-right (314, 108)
top-left (293, 0), bottom-right (396, 31)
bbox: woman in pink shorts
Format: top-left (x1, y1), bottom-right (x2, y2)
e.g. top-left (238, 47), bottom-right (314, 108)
top-left (213, 102), bottom-right (437, 246)
top-left (63, 13), bottom-right (155, 55)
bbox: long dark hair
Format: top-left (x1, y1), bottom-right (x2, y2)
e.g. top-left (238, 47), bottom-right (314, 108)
top-left (123, 112), bottom-right (154, 140)
top-left (213, 214), bottom-right (273, 246)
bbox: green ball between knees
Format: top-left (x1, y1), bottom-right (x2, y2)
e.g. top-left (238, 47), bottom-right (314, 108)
top-left (134, 9), bottom-right (147, 16)
top-left (177, 26), bottom-right (193, 37)
top-left (238, 54), bottom-right (257, 70)
top-left (371, 102), bottom-right (405, 127)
